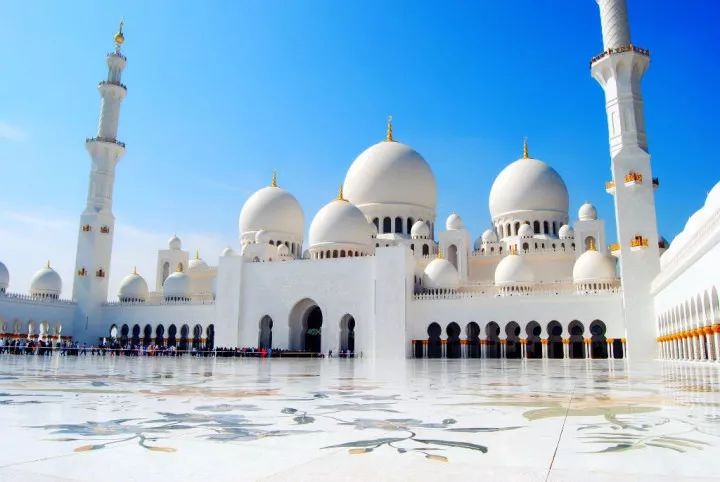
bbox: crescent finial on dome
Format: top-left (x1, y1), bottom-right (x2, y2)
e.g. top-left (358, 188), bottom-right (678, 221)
top-left (271, 170), bottom-right (278, 187)
top-left (195, 249), bottom-right (200, 259)
top-left (337, 183), bottom-right (347, 202)
top-left (385, 115), bottom-right (393, 142)
top-left (46, 260), bottom-right (51, 268)
top-left (523, 137), bottom-right (529, 159)
top-left (114, 18), bottom-right (125, 48)
top-left (133, 266), bottom-right (137, 275)
top-left (588, 237), bottom-right (597, 251)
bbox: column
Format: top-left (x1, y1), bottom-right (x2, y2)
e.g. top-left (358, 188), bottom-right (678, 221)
top-left (585, 338), bottom-right (591, 359)
top-left (621, 338), bottom-right (627, 359)
top-left (714, 328), bottom-right (720, 363)
top-left (562, 339), bottom-right (569, 359)
top-left (541, 339), bottom-right (548, 359)
top-left (608, 338), bottom-right (614, 359)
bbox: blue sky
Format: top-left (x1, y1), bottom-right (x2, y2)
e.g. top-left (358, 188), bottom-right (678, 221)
top-left (0, 0), bottom-right (719, 296)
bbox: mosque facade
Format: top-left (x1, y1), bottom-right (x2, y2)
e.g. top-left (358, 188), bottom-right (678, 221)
top-left (1, 0), bottom-right (718, 361)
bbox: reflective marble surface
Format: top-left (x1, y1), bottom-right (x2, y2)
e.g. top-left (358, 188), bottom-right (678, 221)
top-left (1, 356), bottom-right (719, 481)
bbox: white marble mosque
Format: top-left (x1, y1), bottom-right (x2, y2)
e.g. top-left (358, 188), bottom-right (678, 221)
top-left (0, 0), bottom-right (719, 365)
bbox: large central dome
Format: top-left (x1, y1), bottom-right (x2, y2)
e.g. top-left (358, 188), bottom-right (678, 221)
top-left (343, 140), bottom-right (436, 211)
top-left (489, 155), bottom-right (568, 220)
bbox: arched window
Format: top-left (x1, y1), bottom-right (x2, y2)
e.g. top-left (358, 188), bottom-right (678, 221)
top-left (543, 221), bottom-right (549, 234)
top-left (514, 222), bottom-right (520, 235)
top-left (333, 250), bottom-right (338, 258)
top-left (533, 221), bottom-right (540, 233)
top-left (406, 217), bottom-right (414, 234)
top-left (372, 218), bottom-right (379, 232)
top-left (506, 223), bottom-right (511, 237)
top-left (269, 240), bottom-right (275, 246)
top-left (410, 244), bottom-right (414, 252)
top-left (383, 217), bottom-right (391, 233)
top-left (161, 262), bottom-right (170, 285)
top-left (422, 244), bottom-right (429, 256)
top-left (340, 250), bottom-right (346, 257)
top-left (395, 217), bottom-right (403, 233)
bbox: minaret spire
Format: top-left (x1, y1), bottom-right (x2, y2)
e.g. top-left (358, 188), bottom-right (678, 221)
top-left (385, 115), bottom-right (394, 142)
top-left (522, 137), bottom-right (529, 159)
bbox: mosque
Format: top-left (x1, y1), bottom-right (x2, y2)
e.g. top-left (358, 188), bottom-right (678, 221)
top-left (0, 0), bottom-right (718, 361)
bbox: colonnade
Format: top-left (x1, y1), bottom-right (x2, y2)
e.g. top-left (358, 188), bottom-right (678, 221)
top-left (412, 337), bottom-right (626, 359)
top-left (658, 325), bottom-right (720, 362)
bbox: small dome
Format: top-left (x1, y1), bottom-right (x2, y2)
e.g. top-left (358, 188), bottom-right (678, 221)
top-left (188, 254), bottom-right (208, 273)
top-left (118, 271), bottom-right (148, 301)
top-left (489, 155), bottom-right (569, 221)
top-left (255, 229), bottom-right (271, 244)
top-left (277, 243), bottom-right (290, 256)
top-left (30, 264), bottom-right (62, 298)
top-left (446, 213), bottom-right (464, 230)
top-left (481, 229), bottom-right (499, 243)
top-left (423, 258), bottom-right (459, 290)
top-left (0, 261), bottom-right (8, 291)
top-left (410, 220), bottom-right (430, 239)
top-left (558, 224), bottom-right (574, 239)
top-left (239, 184), bottom-right (304, 240)
top-left (495, 253), bottom-right (534, 286)
top-left (221, 247), bottom-right (235, 257)
top-left (168, 235), bottom-right (182, 250)
top-left (517, 223), bottom-right (534, 238)
top-left (573, 249), bottom-right (617, 283)
top-left (343, 140), bottom-right (437, 212)
top-left (163, 270), bottom-right (191, 299)
top-left (309, 199), bottom-right (374, 249)
top-left (578, 202), bottom-right (598, 221)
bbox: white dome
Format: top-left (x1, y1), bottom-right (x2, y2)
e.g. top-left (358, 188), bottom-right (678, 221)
top-left (118, 271), bottom-right (148, 301)
top-left (221, 247), bottom-right (235, 257)
top-left (517, 223), bottom-right (534, 238)
top-left (410, 220), bottom-right (430, 239)
top-left (481, 229), bottom-right (499, 243)
top-left (277, 243), bottom-right (290, 256)
top-left (164, 270), bottom-right (191, 299)
top-left (446, 213), bottom-right (464, 230)
top-left (239, 185), bottom-right (304, 239)
top-left (343, 141), bottom-right (436, 211)
top-left (573, 249), bottom-right (617, 283)
top-left (489, 156), bottom-right (569, 220)
top-left (578, 202), bottom-right (598, 221)
top-left (558, 224), bottom-right (574, 239)
top-left (30, 265), bottom-right (62, 298)
top-left (0, 261), bottom-right (8, 291)
top-left (168, 235), bottom-right (182, 250)
top-left (309, 199), bottom-right (374, 248)
top-left (423, 258), bottom-right (459, 290)
top-left (188, 254), bottom-right (208, 273)
top-left (495, 253), bottom-right (534, 286)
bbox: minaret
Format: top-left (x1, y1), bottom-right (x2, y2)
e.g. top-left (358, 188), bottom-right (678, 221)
top-left (72, 22), bottom-right (128, 340)
top-left (591, 0), bottom-right (659, 359)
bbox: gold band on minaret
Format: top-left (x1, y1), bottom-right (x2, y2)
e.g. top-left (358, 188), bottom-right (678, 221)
top-left (271, 170), bottom-right (278, 187)
top-left (522, 137), bottom-right (529, 159)
top-left (385, 115), bottom-right (393, 142)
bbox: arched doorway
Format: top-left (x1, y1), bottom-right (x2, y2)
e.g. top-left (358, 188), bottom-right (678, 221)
top-left (505, 322), bottom-right (521, 359)
top-left (120, 324), bottom-right (129, 346)
top-left (192, 324), bottom-right (203, 349)
top-left (526, 321), bottom-right (542, 359)
top-left (446, 322), bottom-right (461, 358)
top-left (109, 324), bottom-right (118, 340)
top-left (259, 316), bottom-right (273, 349)
top-left (155, 325), bottom-right (165, 346)
top-left (466, 322), bottom-right (481, 358)
top-left (427, 322), bottom-right (442, 358)
top-left (206, 324), bottom-right (215, 350)
top-left (448, 245), bottom-right (458, 270)
top-left (612, 339), bottom-right (624, 359)
top-left (179, 324), bottom-right (189, 352)
top-left (339, 314), bottom-right (356, 354)
top-left (589, 320), bottom-right (608, 358)
top-left (547, 321), bottom-right (563, 359)
top-left (167, 324), bottom-right (177, 347)
top-left (568, 320), bottom-right (585, 359)
top-left (486, 322), bottom-right (501, 358)
top-left (131, 324), bottom-right (140, 346)
top-left (288, 299), bottom-right (323, 352)
top-left (143, 324), bottom-right (152, 346)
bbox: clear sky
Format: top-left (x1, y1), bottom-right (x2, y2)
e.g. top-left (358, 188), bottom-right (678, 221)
top-left (1, 0), bottom-right (719, 298)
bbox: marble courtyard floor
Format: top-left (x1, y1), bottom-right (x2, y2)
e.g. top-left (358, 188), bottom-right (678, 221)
top-left (0, 356), bottom-right (719, 481)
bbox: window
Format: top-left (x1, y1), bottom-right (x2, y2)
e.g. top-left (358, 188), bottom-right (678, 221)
top-left (543, 221), bottom-right (549, 234)
top-left (100, 226), bottom-right (110, 234)
top-left (406, 217), bottom-right (414, 234)
top-left (422, 244), bottom-right (429, 256)
top-left (373, 218), bottom-right (379, 232)
top-left (383, 217), bottom-right (391, 233)
top-left (82, 224), bottom-right (91, 232)
top-left (533, 221), bottom-right (540, 233)
top-left (395, 217), bottom-right (403, 234)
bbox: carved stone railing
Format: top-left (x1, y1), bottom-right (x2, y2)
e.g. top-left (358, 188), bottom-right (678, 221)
top-left (0, 292), bottom-right (75, 305)
top-left (590, 44), bottom-right (650, 66)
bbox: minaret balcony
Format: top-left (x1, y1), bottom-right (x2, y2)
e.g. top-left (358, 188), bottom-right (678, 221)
top-left (98, 80), bottom-right (127, 91)
top-left (630, 236), bottom-right (649, 251)
top-left (590, 44), bottom-right (650, 67)
top-left (623, 171), bottom-right (643, 187)
top-left (605, 180), bottom-right (616, 195)
top-left (608, 243), bottom-right (620, 254)
top-left (86, 137), bottom-right (126, 148)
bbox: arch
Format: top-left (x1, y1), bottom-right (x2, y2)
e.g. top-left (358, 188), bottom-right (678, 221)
top-left (589, 320), bottom-right (608, 358)
top-left (206, 324), bottom-right (215, 350)
top-left (422, 244), bottom-right (429, 256)
top-left (162, 262), bottom-right (170, 285)
top-left (167, 324), bottom-right (177, 347)
top-left (712, 286), bottom-right (719, 323)
top-left (120, 324), bottom-right (129, 345)
top-left (533, 221), bottom-right (540, 234)
top-left (179, 324), bottom-right (190, 351)
top-left (514, 222), bottom-right (520, 235)
top-left (486, 321), bottom-right (501, 358)
top-left (406, 217), bottom-right (414, 235)
top-left (109, 324), bottom-right (118, 339)
top-left (288, 299), bottom-right (323, 352)
top-left (584, 236), bottom-right (596, 251)
top-left (192, 324), bottom-right (203, 349)
top-left (143, 324), bottom-right (152, 346)
top-left (383, 217), bottom-right (391, 233)
top-left (131, 324), bottom-right (141, 346)
top-left (543, 221), bottom-right (549, 234)
top-left (448, 244), bottom-right (458, 270)
top-left (427, 322), bottom-right (442, 358)
top-left (372, 218), bottom-right (379, 232)
top-left (339, 314), bottom-right (356, 354)
top-left (612, 339), bottom-right (624, 359)
top-left (259, 315), bottom-right (273, 349)
top-left (505, 321), bottom-right (521, 359)
top-left (466, 322), bottom-right (481, 358)
top-left (155, 324), bottom-right (165, 346)
top-left (525, 321), bottom-right (542, 358)
top-left (446, 322), bottom-right (461, 358)
top-left (568, 320), bottom-right (585, 359)
top-left (547, 320), bottom-right (563, 359)
top-left (395, 216), bottom-right (403, 234)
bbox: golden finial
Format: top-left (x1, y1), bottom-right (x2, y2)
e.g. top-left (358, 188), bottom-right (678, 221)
top-left (385, 115), bottom-right (394, 142)
top-left (46, 260), bottom-right (51, 269)
top-left (522, 137), bottom-right (529, 159)
top-left (588, 237), bottom-right (597, 251)
top-left (337, 183), bottom-right (347, 201)
top-left (133, 266), bottom-right (138, 275)
top-left (510, 245), bottom-right (518, 255)
top-left (195, 249), bottom-right (200, 260)
top-left (437, 247), bottom-right (444, 259)
top-left (114, 19), bottom-right (125, 46)
top-left (271, 170), bottom-right (278, 187)
top-left (176, 263), bottom-right (184, 273)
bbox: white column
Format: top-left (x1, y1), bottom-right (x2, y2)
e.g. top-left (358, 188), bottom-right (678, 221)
top-left (609, 340), bottom-right (614, 359)
top-left (541, 340), bottom-right (548, 359)
top-left (715, 332), bottom-right (720, 363)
